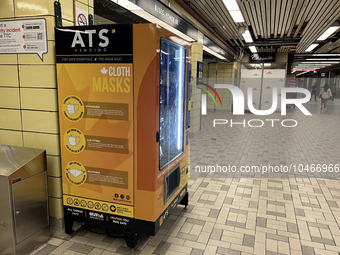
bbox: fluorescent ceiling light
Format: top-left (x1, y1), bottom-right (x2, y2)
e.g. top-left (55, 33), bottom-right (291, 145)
top-left (313, 54), bottom-right (340, 56)
top-left (297, 63), bottom-right (317, 65)
top-left (242, 30), bottom-right (253, 42)
top-left (296, 66), bottom-right (320, 67)
top-left (223, 0), bottom-right (245, 23)
top-left (203, 46), bottom-right (226, 60)
top-left (113, 0), bottom-right (143, 11)
top-left (305, 44), bottom-right (318, 52)
top-left (306, 59), bottom-right (328, 61)
top-left (301, 62), bottom-right (339, 64)
top-left (223, 0), bottom-right (239, 10)
top-left (297, 68), bottom-right (323, 70)
top-left (298, 64), bottom-right (331, 66)
top-left (296, 71), bottom-right (310, 76)
top-left (249, 46), bottom-right (257, 53)
top-left (229, 11), bottom-right (244, 22)
top-left (297, 66), bottom-right (327, 69)
top-left (292, 67), bottom-right (314, 69)
top-left (317, 26), bottom-right (339, 41)
top-left (296, 64), bottom-right (327, 66)
top-left (306, 58), bottom-right (340, 61)
top-left (169, 36), bottom-right (191, 46)
top-left (113, 0), bottom-right (195, 42)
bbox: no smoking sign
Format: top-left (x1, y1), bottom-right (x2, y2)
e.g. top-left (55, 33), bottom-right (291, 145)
top-left (75, 7), bottom-right (88, 26)
top-left (77, 13), bottom-right (87, 26)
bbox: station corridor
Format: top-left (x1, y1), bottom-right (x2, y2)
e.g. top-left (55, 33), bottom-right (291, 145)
top-left (29, 99), bottom-right (340, 255)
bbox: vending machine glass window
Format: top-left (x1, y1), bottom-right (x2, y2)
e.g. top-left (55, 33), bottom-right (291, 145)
top-left (159, 38), bottom-right (186, 170)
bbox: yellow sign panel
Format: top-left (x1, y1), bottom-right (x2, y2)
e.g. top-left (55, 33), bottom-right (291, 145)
top-left (57, 63), bottom-right (134, 205)
top-left (63, 195), bottom-right (133, 218)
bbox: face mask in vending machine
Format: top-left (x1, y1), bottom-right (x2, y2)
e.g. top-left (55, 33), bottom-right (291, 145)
top-left (55, 23), bottom-right (192, 248)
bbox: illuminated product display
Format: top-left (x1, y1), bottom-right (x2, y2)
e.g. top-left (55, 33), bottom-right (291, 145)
top-left (55, 24), bottom-right (191, 248)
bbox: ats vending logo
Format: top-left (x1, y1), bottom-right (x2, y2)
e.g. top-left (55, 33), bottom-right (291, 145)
top-left (71, 28), bottom-right (110, 52)
top-left (199, 83), bottom-right (312, 128)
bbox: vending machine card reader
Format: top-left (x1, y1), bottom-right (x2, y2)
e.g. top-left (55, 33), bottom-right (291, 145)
top-left (55, 23), bottom-right (191, 248)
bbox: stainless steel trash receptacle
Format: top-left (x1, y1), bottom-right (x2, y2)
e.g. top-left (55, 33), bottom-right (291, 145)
top-left (0, 145), bottom-right (50, 255)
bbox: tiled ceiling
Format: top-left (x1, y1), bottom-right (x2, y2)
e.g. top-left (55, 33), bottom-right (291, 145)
top-left (94, 0), bottom-right (340, 73)
top-left (183, 0), bottom-right (340, 54)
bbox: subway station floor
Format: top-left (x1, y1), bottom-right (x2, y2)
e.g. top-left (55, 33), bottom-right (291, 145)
top-left (30, 99), bottom-right (340, 255)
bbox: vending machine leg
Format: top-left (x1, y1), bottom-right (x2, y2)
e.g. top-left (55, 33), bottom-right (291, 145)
top-left (65, 219), bottom-right (74, 235)
top-left (179, 192), bottom-right (189, 208)
top-left (123, 231), bottom-right (139, 248)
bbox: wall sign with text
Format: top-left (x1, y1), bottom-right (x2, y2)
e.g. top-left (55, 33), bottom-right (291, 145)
top-left (250, 53), bottom-right (276, 63)
top-left (0, 19), bottom-right (47, 60)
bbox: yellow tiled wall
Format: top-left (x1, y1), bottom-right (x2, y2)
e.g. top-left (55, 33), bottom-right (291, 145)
top-left (190, 31), bottom-right (204, 133)
top-left (0, 0), bottom-right (93, 225)
top-left (203, 60), bottom-right (238, 111)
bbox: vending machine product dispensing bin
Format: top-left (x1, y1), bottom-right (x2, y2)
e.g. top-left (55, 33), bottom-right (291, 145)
top-left (55, 23), bottom-right (191, 247)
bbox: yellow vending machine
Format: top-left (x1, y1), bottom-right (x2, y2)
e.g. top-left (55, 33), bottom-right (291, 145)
top-left (55, 23), bottom-right (191, 247)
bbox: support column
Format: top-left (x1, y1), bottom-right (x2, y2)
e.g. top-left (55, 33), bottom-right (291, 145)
top-left (190, 31), bottom-right (203, 133)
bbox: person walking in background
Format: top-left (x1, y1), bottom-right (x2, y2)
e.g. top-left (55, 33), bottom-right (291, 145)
top-left (331, 84), bottom-right (337, 101)
top-left (319, 83), bottom-right (333, 111)
top-left (310, 83), bottom-right (318, 101)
